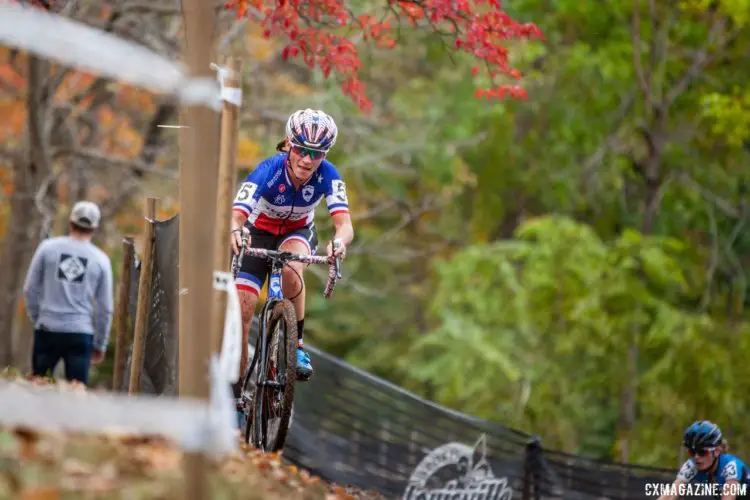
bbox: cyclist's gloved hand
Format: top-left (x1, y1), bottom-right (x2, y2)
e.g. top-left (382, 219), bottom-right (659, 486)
top-left (327, 238), bottom-right (346, 259)
top-left (231, 226), bottom-right (250, 255)
top-left (230, 228), bottom-right (241, 255)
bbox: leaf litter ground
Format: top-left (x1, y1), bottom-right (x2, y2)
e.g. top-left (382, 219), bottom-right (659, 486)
top-left (0, 373), bottom-right (386, 500)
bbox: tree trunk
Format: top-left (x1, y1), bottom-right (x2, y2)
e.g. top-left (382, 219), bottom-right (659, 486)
top-left (617, 341), bottom-right (639, 462)
top-left (406, 179), bottom-right (430, 333)
top-left (11, 228), bottom-right (44, 371)
top-left (0, 169), bottom-right (41, 367)
top-left (0, 55), bottom-right (51, 368)
top-left (617, 141), bottom-right (664, 462)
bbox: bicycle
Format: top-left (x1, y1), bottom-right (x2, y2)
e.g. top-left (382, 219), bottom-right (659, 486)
top-left (230, 227), bottom-right (342, 452)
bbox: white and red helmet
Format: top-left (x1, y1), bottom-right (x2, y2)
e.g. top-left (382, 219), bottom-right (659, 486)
top-left (285, 109), bottom-right (338, 152)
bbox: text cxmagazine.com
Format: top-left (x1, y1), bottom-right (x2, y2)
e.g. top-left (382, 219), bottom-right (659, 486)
top-left (645, 482), bottom-right (748, 497)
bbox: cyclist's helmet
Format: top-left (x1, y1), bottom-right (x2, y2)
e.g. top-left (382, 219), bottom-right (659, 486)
top-left (285, 109), bottom-right (338, 152)
top-left (683, 420), bottom-right (723, 450)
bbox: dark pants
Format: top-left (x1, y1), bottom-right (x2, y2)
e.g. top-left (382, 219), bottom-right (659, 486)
top-left (32, 329), bottom-right (94, 384)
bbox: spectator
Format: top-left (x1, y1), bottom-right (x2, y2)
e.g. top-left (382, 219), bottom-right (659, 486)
top-left (22, 201), bottom-right (114, 384)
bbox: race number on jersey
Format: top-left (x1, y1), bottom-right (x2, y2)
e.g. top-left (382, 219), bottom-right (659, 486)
top-left (677, 460), bottom-right (698, 483)
top-left (723, 460), bottom-right (740, 481)
top-left (331, 179), bottom-right (348, 205)
top-left (234, 182), bottom-right (257, 204)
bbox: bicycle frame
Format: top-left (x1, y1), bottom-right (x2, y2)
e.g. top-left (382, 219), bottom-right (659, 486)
top-left (252, 258), bottom-right (288, 396)
top-left (230, 228), bottom-right (342, 447)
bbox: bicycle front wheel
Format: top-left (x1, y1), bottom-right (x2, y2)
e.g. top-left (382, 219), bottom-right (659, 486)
top-left (248, 299), bottom-right (298, 452)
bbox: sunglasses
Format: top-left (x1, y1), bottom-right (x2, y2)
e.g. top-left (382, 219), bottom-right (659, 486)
top-left (687, 447), bottom-right (716, 457)
top-left (291, 144), bottom-right (326, 160)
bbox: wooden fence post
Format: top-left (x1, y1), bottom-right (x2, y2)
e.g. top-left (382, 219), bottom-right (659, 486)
top-left (178, 0), bottom-right (220, 496)
top-left (112, 236), bottom-right (134, 392)
top-left (212, 56), bottom-right (243, 356)
top-left (128, 198), bottom-right (158, 395)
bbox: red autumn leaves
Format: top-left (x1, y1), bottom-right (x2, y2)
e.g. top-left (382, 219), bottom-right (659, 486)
top-left (225, 0), bottom-right (543, 112)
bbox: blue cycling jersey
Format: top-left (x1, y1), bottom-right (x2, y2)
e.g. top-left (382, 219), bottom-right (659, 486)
top-left (677, 453), bottom-right (750, 496)
top-left (231, 153), bottom-right (349, 236)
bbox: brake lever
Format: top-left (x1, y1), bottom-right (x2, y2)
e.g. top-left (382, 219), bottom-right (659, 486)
top-left (232, 227), bottom-right (249, 278)
top-left (332, 239), bottom-right (343, 280)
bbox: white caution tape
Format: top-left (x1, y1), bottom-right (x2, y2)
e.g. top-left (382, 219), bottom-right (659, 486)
top-left (212, 271), bottom-right (242, 384)
top-left (207, 271), bottom-right (243, 457)
top-left (211, 62), bottom-right (243, 107)
top-left (0, 3), bottom-right (221, 111)
top-left (221, 87), bottom-right (243, 107)
top-left (206, 354), bottom-right (240, 457)
top-left (0, 380), bottom-right (238, 457)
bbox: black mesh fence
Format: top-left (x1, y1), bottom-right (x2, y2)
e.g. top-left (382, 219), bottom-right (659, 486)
top-left (122, 213), bottom-right (681, 499)
top-left (271, 342), bottom-right (681, 500)
top-left (120, 215), bottom-right (179, 395)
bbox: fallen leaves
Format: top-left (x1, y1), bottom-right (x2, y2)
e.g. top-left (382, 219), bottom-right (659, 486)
top-left (0, 373), bottom-right (386, 499)
top-left (18, 486), bottom-right (60, 500)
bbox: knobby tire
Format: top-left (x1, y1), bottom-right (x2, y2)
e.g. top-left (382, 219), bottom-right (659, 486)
top-left (240, 320), bottom-right (261, 441)
top-left (244, 299), bottom-right (298, 452)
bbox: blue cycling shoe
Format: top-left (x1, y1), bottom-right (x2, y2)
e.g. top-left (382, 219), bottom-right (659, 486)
top-left (296, 347), bottom-right (313, 381)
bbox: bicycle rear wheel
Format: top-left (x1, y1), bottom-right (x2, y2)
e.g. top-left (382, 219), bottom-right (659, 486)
top-left (247, 299), bottom-right (298, 452)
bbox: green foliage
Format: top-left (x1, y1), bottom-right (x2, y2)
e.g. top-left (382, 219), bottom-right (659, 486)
top-left (701, 89), bottom-right (750, 148)
top-left (267, 0), bottom-right (750, 471)
top-left (404, 216), bottom-right (750, 464)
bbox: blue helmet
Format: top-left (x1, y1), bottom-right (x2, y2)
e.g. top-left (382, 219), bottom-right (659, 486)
top-left (285, 109), bottom-right (338, 152)
top-left (683, 420), bottom-right (723, 450)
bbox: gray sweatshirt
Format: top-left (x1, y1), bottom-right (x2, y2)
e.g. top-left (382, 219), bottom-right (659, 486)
top-left (23, 236), bottom-right (114, 352)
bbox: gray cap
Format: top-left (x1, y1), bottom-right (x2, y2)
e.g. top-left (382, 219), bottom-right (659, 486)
top-left (69, 201), bottom-right (101, 229)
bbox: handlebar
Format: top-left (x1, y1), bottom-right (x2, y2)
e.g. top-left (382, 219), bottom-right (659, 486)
top-left (230, 228), bottom-right (342, 299)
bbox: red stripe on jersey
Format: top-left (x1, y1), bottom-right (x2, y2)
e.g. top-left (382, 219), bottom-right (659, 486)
top-left (254, 213), bottom-right (309, 234)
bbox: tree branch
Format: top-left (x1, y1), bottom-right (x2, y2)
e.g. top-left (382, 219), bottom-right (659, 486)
top-left (699, 203), bottom-right (719, 312)
top-left (99, 99), bottom-right (178, 219)
top-left (0, 146), bottom-right (23, 165)
top-left (663, 21), bottom-right (738, 111)
top-left (344, 131), bottom-right (488, 174)
top-left (581, 90), bottom-right (637, 182)
top-left (350, 199), bottom-right (400, 222)
top-left (305, 265), bottom-right (388, 298)
top-left (34, 172), bottom-right (60, 241)
top-left (677, 172), bottom-right (740, 218)
top-left (113, 0), bottom-right (226, 15)
top-left (51, 147), bottom-right (178, 179)
top-left (218, 18), bottom-right (249, 53)
top-left (630, 0), bottom-right (654, 110)
top-left (650, 3), bottom-right (677, 104)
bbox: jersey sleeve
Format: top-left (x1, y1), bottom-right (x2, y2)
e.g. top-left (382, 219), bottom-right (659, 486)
top-left (93, 253), bottom-right (114, 352)
top-left (325, 167), bottom-right (349, 216)
top-left (677, 459), bottom-right (698, 483)
top-left (232, 161), bottom-right (270, 217)
top-left (721, 457), bottom-right (741, 482)
top-left (22, 239), bottom-right (48, 324)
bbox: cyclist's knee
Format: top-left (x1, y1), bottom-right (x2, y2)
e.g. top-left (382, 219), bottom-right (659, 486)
top-left (282, 262), bottom-right (305, 289)
top-left (278, 237), bottom-right (310, 256)
top-left (278, 239), bottom-right (308, 291)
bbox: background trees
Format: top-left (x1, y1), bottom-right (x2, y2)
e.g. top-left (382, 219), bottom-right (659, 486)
top-left (1, 0), bottom-right (749, 469)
